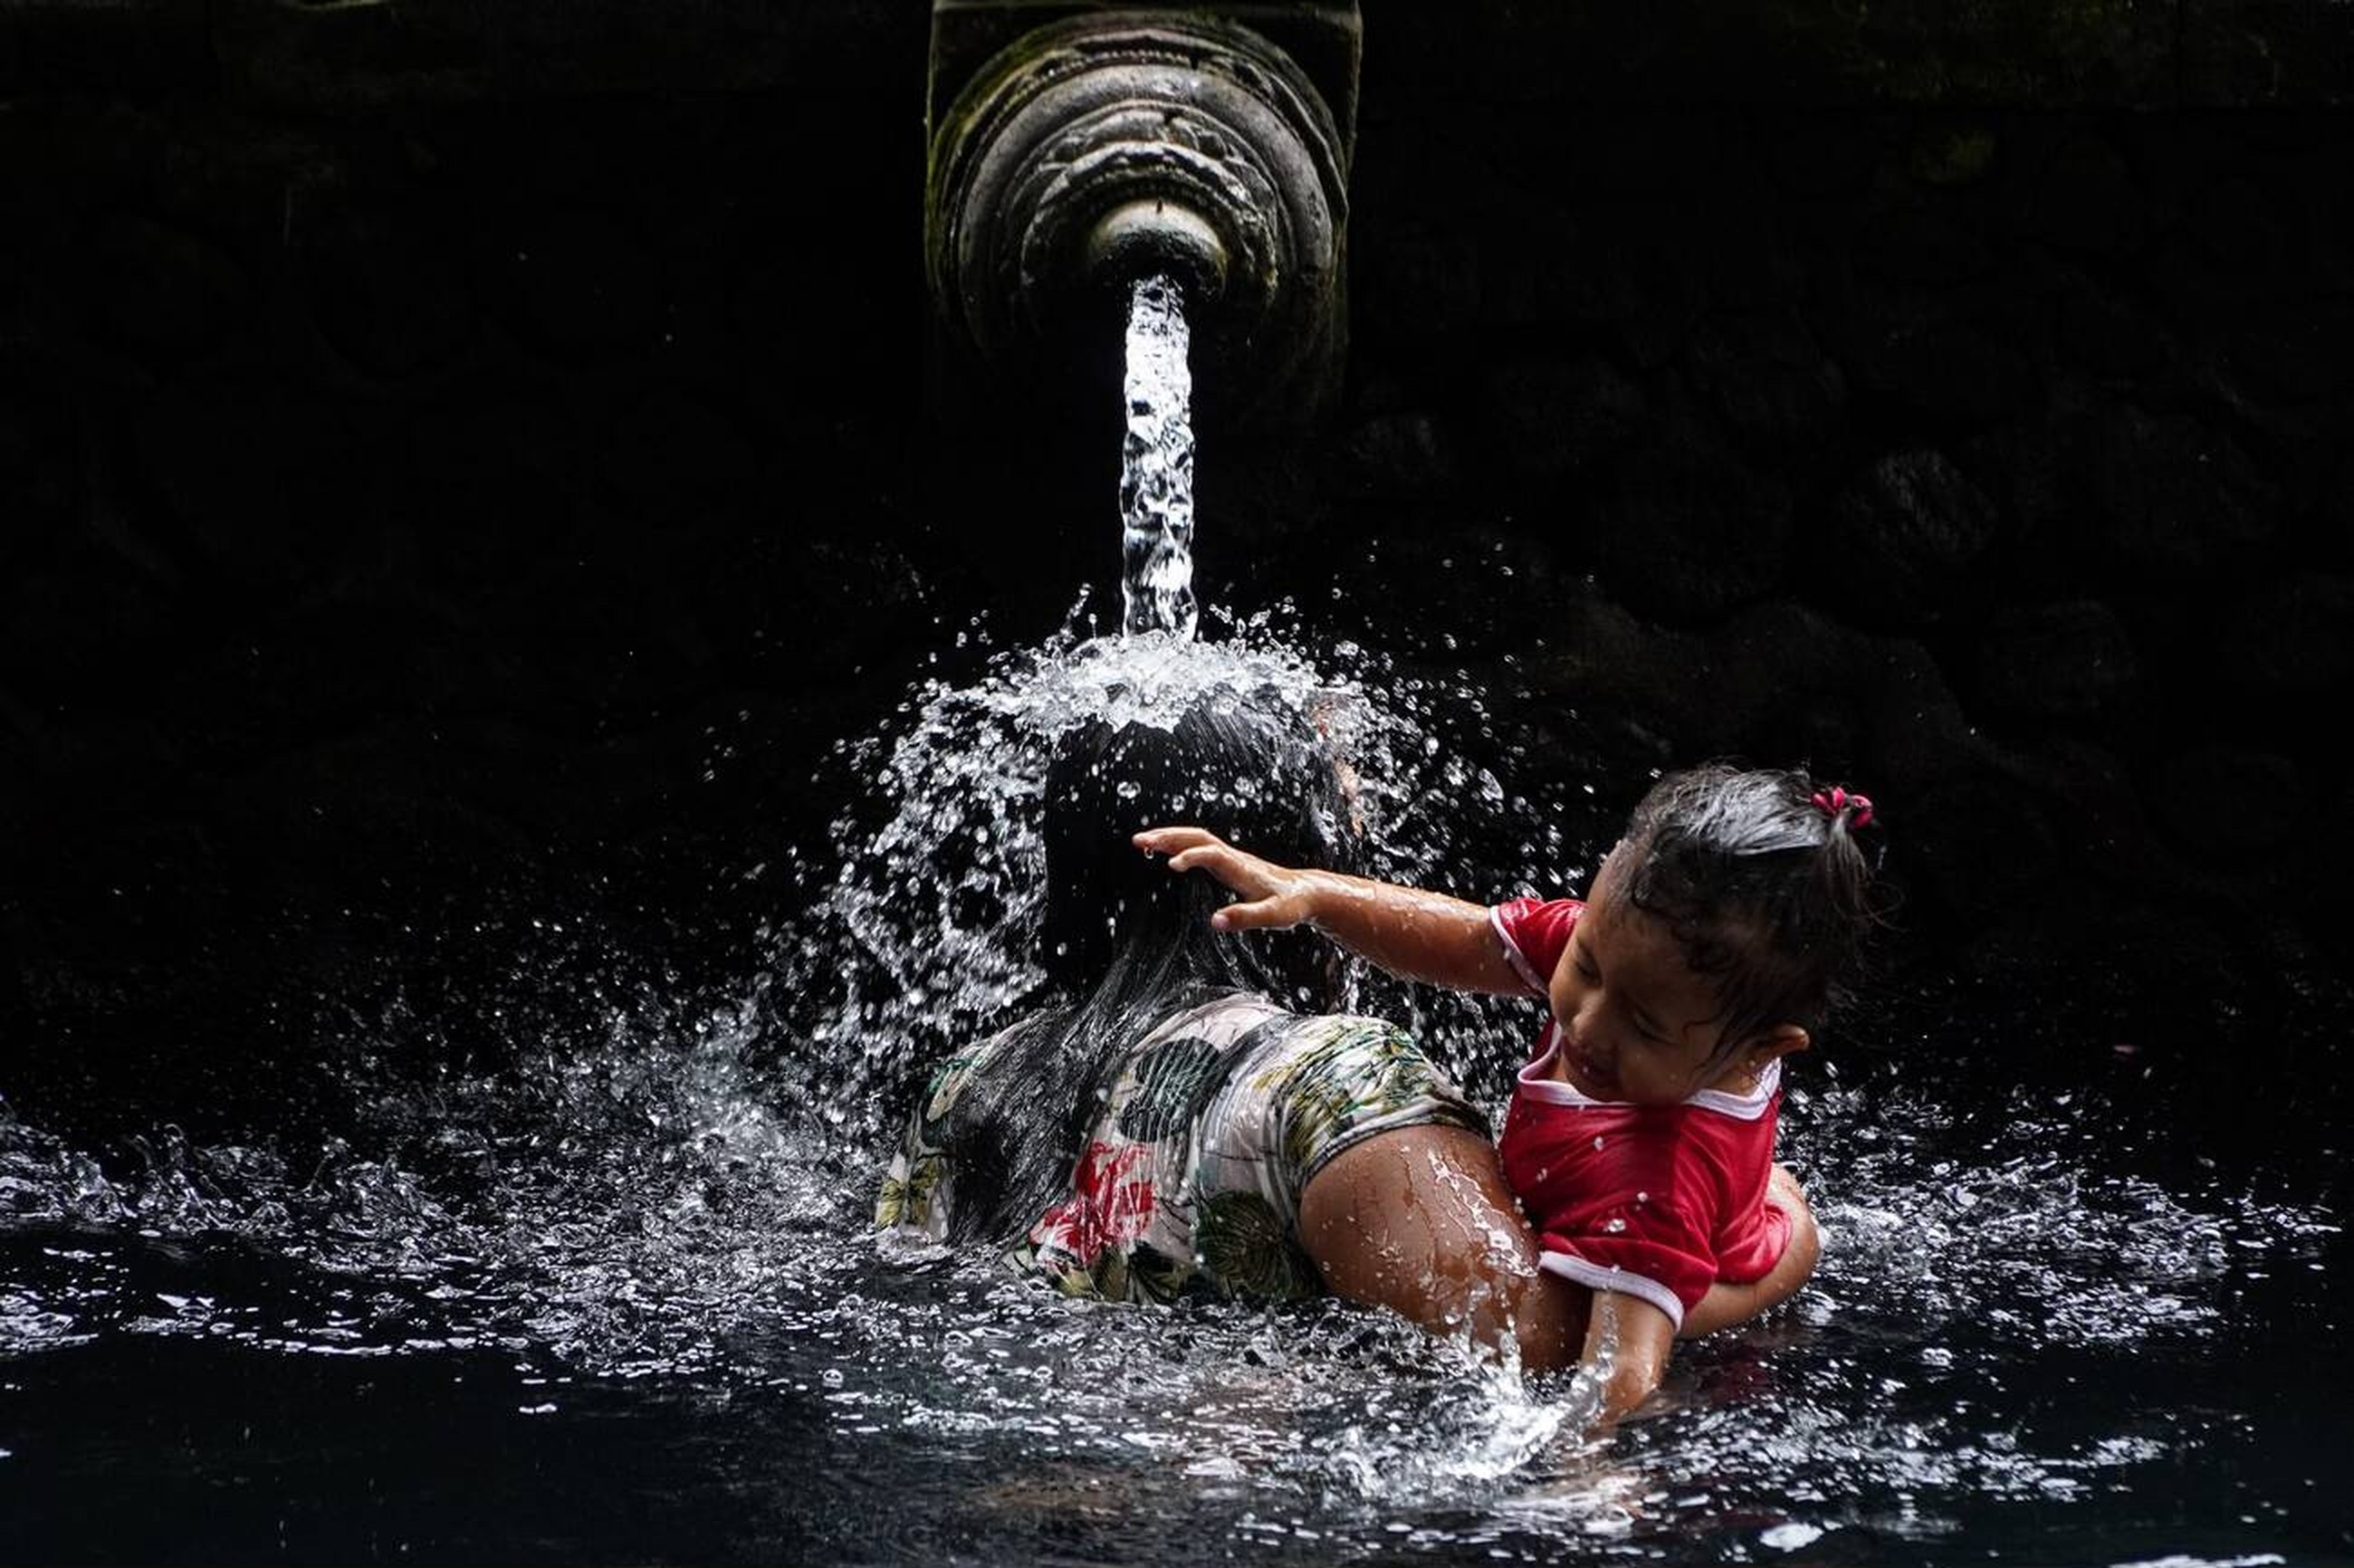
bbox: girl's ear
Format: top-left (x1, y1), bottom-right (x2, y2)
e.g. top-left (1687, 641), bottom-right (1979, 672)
top-left (1748, 1024), bottom-right (1811, 1067)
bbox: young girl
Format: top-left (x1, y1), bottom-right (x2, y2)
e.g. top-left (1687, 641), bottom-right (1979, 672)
top-left (1136, 763), bottom-right (1880, 1420)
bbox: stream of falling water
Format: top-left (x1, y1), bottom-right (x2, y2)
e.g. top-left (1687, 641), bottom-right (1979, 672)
top-left (1119, 274), bottom-right (1198, 639)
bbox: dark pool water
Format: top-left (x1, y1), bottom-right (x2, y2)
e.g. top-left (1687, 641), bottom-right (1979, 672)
top-left (5, 630), bottom-right (2348, 1565)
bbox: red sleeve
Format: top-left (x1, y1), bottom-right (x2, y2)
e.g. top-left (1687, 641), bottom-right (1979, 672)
top-left (1701, 1099), bottom-right (1792, 1286)
top-left (1490, 897), bottom-right (1582, 997)
top-left (1715, 1201), bottom-right (1794, 1287)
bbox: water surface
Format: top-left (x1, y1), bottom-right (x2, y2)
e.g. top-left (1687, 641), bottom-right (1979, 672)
top-left (3, 626), bottom-right (2344, 1565)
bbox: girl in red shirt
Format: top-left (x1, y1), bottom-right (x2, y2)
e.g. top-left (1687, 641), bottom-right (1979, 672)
top-left (1137, 763), bottom-right (1883, 1422)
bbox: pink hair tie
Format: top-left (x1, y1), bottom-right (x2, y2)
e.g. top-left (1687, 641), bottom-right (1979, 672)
top-left (1812, 785), bottom-right (1875, 830)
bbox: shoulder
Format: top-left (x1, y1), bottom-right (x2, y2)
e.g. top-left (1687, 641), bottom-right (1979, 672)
top-left (1491, 896), bottom-right (1584, 990)
top-left (1262, 1010), bottom-right (1453, 1085)
top-left (1684, 1061), bottom-right (1783, 1129)
top-left (1317, 1010), bottom-right (1423, 1042)
top-left (1672, 1088), bottom-right (1781, 1188)
top-left (1141, 991), bottom-right (1294, 1048)
top-left (1265, 1009), bottom-right (1431, 1064)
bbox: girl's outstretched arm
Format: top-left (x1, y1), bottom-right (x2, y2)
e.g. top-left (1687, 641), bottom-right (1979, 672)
top-left (1133, 826), bottom-right (1526, 995)
top-left (1677, 1165), bottom-right (1821, 1340)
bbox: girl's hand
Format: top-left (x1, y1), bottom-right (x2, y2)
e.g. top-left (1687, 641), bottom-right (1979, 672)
top-left (1132, 827), bottom-right (1322, 932)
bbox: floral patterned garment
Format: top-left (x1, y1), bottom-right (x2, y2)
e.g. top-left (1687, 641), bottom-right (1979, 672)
top-left (876, 995), bottom-right (1488, 1304)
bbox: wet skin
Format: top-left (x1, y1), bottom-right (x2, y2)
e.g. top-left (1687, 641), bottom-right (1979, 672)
top-left (1134, 827), bottom-right (1823, 1420)
top-left (1293, 1131), bottom-right (1820, 1408)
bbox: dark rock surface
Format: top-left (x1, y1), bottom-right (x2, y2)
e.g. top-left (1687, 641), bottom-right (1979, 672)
top-left (1821, 449), bottom-right (1999, 628)
top-left (1974, 600), bottom-right (2142, 719)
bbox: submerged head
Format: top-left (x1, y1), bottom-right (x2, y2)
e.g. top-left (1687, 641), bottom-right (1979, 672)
top-left (1038, 683), bottom-right (1357, 1009)
top-left (1548, 764), bottom-right (1885, 1104)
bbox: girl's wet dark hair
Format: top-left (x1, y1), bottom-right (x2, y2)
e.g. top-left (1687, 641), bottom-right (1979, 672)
top-left (937, 683), bottom-right (1360, 1241)
top-left (1614, 762), bottom-right (1887, 1060)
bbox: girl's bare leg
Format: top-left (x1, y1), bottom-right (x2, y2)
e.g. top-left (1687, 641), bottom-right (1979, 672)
top-left (1297, 1124), bottom-right (1586, 1373)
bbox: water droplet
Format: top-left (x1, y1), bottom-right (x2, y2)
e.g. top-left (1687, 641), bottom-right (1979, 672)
top-left (1760, 1523), bottom-right (1824, 1552)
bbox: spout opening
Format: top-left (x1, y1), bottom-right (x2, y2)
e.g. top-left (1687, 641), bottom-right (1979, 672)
top-left (1084, 197), bottom-right (1229, 301)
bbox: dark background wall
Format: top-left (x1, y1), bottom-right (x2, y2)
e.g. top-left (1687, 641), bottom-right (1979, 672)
top-left (5, 3), bottom-right (2350, 1140)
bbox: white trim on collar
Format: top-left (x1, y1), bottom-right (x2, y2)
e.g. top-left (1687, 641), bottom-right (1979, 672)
top-left (1515, 1028), bottom-right (1781, 1122)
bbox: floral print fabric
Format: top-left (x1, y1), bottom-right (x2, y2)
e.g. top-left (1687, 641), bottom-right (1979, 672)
top-left (876, 995), bottom-right (1488, 1304)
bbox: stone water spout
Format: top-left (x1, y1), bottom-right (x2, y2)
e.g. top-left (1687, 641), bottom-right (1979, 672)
top-left (925, 2), bottom-right (1360, 422)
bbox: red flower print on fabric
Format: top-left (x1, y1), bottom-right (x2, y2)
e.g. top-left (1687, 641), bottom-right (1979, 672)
top-left (1029, 1141), bottom-right (1155, 1265)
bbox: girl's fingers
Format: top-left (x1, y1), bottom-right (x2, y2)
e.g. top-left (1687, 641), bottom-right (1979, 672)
top-left (1134, 826), bottom-right (1220, 854)
top-left (1167, 846), bottom-right (1257, 887)
top-left (1136, 827), bottom-right (1307, 930)
top-left (1139, 829), bottom-right (1296, 924)
top-left (1211, 895), bottom-right (1301, 932)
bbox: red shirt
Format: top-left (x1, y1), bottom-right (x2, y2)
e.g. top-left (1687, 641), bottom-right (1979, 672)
top-left (1489, 897), bottom-right (1790, 1331)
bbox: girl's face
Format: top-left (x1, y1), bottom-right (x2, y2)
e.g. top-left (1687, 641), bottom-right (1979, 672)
top-left (1545, 848), bottom-right (1807, 1104)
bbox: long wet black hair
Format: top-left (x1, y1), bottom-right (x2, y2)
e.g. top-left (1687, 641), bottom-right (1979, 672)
top-left (1613, 762), bottom-right (1889, 1062)
top-left (933, 684), bottom-right (1360, 1242)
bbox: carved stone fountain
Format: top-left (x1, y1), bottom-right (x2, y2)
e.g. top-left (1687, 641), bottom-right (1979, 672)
top-left (924, 3), bottom-right (1361, 422)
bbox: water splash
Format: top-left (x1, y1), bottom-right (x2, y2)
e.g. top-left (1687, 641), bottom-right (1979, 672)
top-left (2, 618), bottom-right (2342, 1563)
top-left (1119, 275), bottom-right (1197, 639)
top-left (4, 1047), bottom-right (2339, 1563)
top-left (773, 617), bottom-right (1555, 1147)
